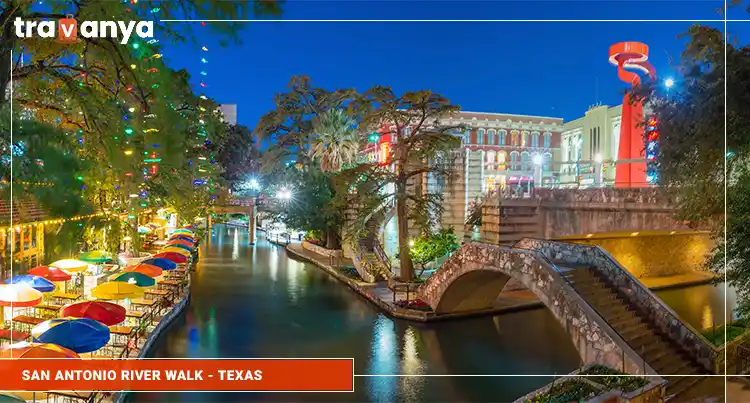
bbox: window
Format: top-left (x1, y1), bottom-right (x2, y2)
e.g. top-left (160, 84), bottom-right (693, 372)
top-left (522, 131), bottom-right (529, 147)
top-left (487, 130), bottom-right (495, 145)
top-left (521, 152), bottom-right (530, 170)
top-left (511, 130), bottom-right (519, 146)
top-left (531, 131), bottom-right (540, 148)
top-left (543, 132), bottom-right (552, 148)
top-left (477, 129), bottom-right (485, 145)
top-left (543, 152), bottom-right (552, 171)
top-left (510, 151), bottom-right (520, 170)
top-left (405, 127), bottom-right (412, 137)
top-left (390, 125), bottom-right (397, 143)
top-left (499, 130), bottom-right (507, 146)
top-left (497, 151), bottom-right (506, 170)
top-left (486, 150), bottom-right (496, 169)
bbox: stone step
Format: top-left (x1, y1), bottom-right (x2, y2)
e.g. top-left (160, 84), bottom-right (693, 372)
top-left (666, 374), bottom-right (703, 398)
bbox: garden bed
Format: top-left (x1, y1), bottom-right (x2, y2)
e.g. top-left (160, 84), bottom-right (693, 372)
top-left (702, 319), bottom-right (749, 347)
top-left (579, 365), bottom-right (649, 393)
top-left (335, 265), bottom-right (362, 281)
top-left (524, 379), bottom-right (601, 403)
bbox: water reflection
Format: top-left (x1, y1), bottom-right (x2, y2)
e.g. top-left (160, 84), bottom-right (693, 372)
top-left (655, 282), bottom-right (737, 330)
top-left (130, 226), bottom-right (733, 403)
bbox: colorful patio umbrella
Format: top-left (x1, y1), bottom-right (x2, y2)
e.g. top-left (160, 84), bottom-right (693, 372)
top-left (152, 251), bottom-right (188, 264)
top-left (141, 257), bottom-right (177, 271)
top-left (0, 392), bottom-right (27, 402)
top-left (124, 263), bottom-right (163, 278)
top-left (91, 282), bottom-right (144, 300)
top-left (138, 226), bottom-right (152, 234)
top-left (112, 271), bottom-right (156, 287)
top-left (161, 246), bottom-right (190, 255)
top-left (173, 228), bottom-right (194, 234)
top-left (0, 284), bottom-right (43, 307)
top-left (167, 239), bottom-right (194, 247)
top-left (61, 301), bottom-right (126, 326)
top-left (78, 251), bottom-right (113, 264)
top-left (164, 243), bottom-right (193, 253)
top-left (50, 259), bottom-right (89, 273)
top-left (1, 342), bottom-right (80, 359)
top-left (28, 266), bottom-right (72, 282)
top-left (32, 318), bottom-right (110, 353)
top-left (5, 275), bottom-right (56, 293)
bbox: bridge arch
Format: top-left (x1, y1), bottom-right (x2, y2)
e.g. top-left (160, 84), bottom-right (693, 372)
top-left (418, 243), bottom-right (654, 375)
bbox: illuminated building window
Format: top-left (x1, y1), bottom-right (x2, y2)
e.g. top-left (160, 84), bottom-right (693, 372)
top-left (405, 127), bottom-right (412, 137)
top-left (531, 131), bottom-right (540, 148)
top-left (477, 129), bottom-right (485, 145)
top-left (487, 130), bottom-right (495, 145)
top-left (543, 152), bottom-right (552, 171)
top-left (521, 151), bottom-right (530, 170)
top-left (497, 151), bottom-right (506, 170)
top-left (499, 130), bottom-right (507, 146)
top-left (511, 130), bottom-right (519, 146)
top-left (486, 150), bottom-right (496, 170)
top-left (543, 132), bottom-right (552, 148)
top-left (510, 151), bottom-right (520, 170)
top-left (522, 131), bottom-right (529, 147)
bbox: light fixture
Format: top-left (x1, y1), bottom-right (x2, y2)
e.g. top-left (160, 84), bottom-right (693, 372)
top-left (630, 232), bottom-right (639, 236)
top-left (665, 78), bottom-right (674, 88)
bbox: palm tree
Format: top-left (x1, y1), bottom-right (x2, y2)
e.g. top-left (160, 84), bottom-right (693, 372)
top-left (309, 109), bottom-right (360, 172)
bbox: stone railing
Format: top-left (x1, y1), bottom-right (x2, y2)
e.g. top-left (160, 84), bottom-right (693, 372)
top-left (345, 242), bottom-right (376, 283)
top-left (417, 243), bottom-right (656, 376)
top-left (529, 187), bottom-right (677, 205)
top-left (302, 241), bottom-right (342, 259)
top-left (516, 238), bottom-right (718, 373)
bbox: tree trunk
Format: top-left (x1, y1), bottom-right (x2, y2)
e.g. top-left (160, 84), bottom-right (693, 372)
top-left (396, 182), bottom-right (414, 281)
top-left (325, 226), bottom-right (340, 250)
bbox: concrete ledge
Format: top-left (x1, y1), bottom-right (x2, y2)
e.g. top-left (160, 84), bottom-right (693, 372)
top-left (302, 241), bottom-right (342, 258)
top-left (285, 244), bottom-right (542, 322)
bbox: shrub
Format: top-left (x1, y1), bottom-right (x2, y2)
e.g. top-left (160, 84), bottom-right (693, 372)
top-left (395, 299), bottom-right (432, 311)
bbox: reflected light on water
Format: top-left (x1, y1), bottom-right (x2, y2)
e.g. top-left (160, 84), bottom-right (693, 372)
top-left (269, 246), bottom-right (278, 282)
top-left (287, 260), bottom-right (299, 303)
top-left (232, 228), bottom-right (239, 260)
top-left (702, 304), bottom-right (714, 330)
top-left (400, 326), bottom-right (426, 401)
top-left (368, 315), bottom-right (398, 402)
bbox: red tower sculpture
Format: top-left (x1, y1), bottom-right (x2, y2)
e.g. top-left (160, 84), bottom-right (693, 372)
top-left (609, 42), bottom-right (656, 188)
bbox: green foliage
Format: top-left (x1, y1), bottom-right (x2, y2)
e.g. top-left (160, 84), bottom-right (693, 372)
top-left (407, 228), bottom-right (460, 278)
top-left (310, 109), bottom-right (362, 172)
top-left (525, 379), bottom-right (600, 403)
top-left (580, 365), bottom-right (649, 392)
top-left (216, 124), bottom-right (260, 187)
top-left (701, 319), bottom-right (750, 346)
top-left (636, 25), bottom-right (750, 318)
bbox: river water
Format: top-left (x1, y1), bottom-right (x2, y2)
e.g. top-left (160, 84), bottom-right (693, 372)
top-left (130, 225), bottom-right (735, 403)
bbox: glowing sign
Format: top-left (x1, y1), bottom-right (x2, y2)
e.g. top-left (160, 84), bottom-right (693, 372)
top-left (378, 142), bottom-right (391, 164)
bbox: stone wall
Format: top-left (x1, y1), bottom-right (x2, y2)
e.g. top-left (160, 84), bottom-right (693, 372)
top-left (418, 243), bottom-right (656, 375)
top-left (572, 233), bottom-right (714, 278)
top-left (516, 238), bottom-right (718, 373)
top-left (302, 241), bottom-right (343, 259)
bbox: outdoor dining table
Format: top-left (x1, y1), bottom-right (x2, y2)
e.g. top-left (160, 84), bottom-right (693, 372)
top-left (0, 328), bottom-right (29, 345)
top-left (129, 298), bottom-right (156, 312)
top-left (12, 315), bottom-right (45, 333)
top-left (108, 325), bottom-right (133, 346)
top-left (50, 291), bottom-right (82, 305)
top-left (157, 279), bottom-right (179, 291)
top-left (124, 310), bottom-right (144, 326)
top-left (145, 289), bottom-right (169, 300)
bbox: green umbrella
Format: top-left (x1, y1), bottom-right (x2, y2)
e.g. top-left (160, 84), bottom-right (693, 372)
top-left (78, 251), bottom-right (113, 263)
top-left (111, 271), bottom-right (156, 287)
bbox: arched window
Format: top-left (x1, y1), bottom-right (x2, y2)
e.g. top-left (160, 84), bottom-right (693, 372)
top-left (497, 151), bottom-right (506, 170)
top-left (499, 130), bottom-right (507, 146)
top-left (510, 151), bottom-right (520, 170)
top-left (531, 131), bottom-right (540, 148)
top-left (543, 132), bottom-right (552, 148)
top-left (477, 129), bottom-right (485, 145)
top-left (511, 130), bottom-right (519, 146)
top-left (464, 128), bottom-right (471, 145)
top-left (522, 131), bottom-right (529, 147)
top-left (487, 129), bottom-right (496, 145)
top-left (521, 151), bottom-right (530, 170)
top-left (543, 152), bottom-right (552, 171)
top-left (486, 150), bottom-right (496, 170)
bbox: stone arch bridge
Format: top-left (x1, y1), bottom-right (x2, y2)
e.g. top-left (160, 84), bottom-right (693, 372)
top-left (416, 238), bottom-right (717, 383)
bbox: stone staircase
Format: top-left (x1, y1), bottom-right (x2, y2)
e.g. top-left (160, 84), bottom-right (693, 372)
top-left (561, 266), bottom-right (707, 398)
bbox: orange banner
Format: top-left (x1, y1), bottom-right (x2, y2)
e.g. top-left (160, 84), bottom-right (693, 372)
top-left (0, 359), bottom-right (353, 392)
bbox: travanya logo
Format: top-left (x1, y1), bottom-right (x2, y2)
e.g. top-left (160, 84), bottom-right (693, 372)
top-left (14, 15), bottom-right (153, 44)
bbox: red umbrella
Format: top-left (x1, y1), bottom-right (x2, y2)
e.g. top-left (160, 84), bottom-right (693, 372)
top-left (60, 301), bottom-right (126, 326)
top-left (28, 266), bottom-right (72, 282)
top-left (152, 251), bottom-right (188, 264)
top-left (123, 263), bottom-right (163, 278)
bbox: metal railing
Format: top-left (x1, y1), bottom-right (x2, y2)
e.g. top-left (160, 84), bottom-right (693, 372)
top-left (736, 343), bottom-right (750, 375)
top-left (372, 240), bottom-right (391, 275)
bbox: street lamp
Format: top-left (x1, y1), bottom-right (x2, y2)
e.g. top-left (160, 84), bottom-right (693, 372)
top-left (665, 78), bottom-right (675, 88)
top-left (249, 178), bottom-right (260, 190)
top-left (276, 187), bottom-right (292, 200)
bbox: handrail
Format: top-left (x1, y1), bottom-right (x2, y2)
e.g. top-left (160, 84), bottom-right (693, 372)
top-left (372, 240), bottom-right (391, 274)
top-left (592, 246), bottom-right (718, 353)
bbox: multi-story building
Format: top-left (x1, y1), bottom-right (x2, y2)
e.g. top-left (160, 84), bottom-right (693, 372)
top-left (219, 104), bottom-right (237, 126)
top-left (369, 110), bottom-right (564, 244)
top-left (559, 104), bottom-right (622, 186)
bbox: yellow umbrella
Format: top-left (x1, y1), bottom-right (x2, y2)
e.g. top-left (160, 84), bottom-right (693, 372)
top-left (91, 282), bottom-right (144, 300)
top-left (50, 259), bottom-right (89, 273)
top-left (160, 247), bottom-right (190, 256)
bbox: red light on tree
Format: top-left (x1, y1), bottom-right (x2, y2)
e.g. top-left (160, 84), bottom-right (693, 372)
top-left (648, 131), bottom-right (659, 141)
top-left (648, 118), bottom-right (658, 126)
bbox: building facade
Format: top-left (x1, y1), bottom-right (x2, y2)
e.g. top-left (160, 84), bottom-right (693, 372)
top-left (559, 104), bottom-right (622, 186)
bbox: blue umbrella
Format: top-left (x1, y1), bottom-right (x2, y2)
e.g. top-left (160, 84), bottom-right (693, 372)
top-left (32, 318), bottom-right (110, 353)
top-left (141, 257), bottom-right (177, 271)
top-left (5, 275), bottom-right (56, 293)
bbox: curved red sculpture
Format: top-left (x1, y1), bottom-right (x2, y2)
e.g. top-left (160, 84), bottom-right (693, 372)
top-left (609, 42), bottom-right (655, 187)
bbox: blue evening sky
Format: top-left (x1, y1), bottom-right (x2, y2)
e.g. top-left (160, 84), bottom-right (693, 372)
top-left (157, 1), bottom-right (749, 127)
